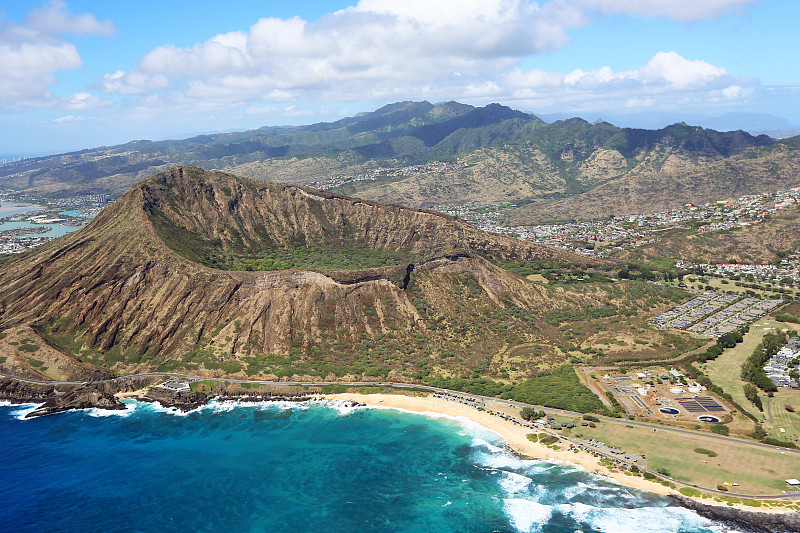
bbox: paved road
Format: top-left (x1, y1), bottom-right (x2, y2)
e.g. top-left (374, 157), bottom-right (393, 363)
top-left (3, 371), bottom-right (800, 499)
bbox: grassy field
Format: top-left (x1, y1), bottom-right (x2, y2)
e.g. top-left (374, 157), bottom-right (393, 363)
top-left (570, 418), bottom-right (800, 495)
top-left (703, 321), bottom-right (776, 420)
top-left (703, 319), bottom-right (800, 441)
top-left (762, 389), bottom-right (800, 444)
top-left (482, 397), bottom-right (800, 496)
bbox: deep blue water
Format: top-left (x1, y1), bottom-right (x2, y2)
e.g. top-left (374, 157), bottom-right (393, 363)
top-left (0, 400), bottom-right (729, 533)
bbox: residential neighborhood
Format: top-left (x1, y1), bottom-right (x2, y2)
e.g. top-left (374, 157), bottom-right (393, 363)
top-left (766, 336), bottom-right (800, 389)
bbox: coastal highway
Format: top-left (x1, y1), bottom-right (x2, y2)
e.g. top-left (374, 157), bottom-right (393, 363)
top-left (3, 371), bottom-right (800, 500)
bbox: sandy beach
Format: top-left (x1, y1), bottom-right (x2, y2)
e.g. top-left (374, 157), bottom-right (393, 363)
top-left (326, 391), bottom-right (800, 515)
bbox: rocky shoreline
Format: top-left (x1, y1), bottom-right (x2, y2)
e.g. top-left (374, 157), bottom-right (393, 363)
top-left (0, 376), bottom-right (158, 417)
top-left (139, 385), bottom-right (334, 412)
top-left (672, 495), bottom-right (800, 532)
top-left (0, 376), bottom-right (360, 417)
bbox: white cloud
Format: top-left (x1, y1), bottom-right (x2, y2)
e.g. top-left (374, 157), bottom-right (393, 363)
top-left (0, 1), bottom-right (116, 107)
top-left (722, 85), bottom-right (741, 99)
top-left (625, 97), bottom-right (655, 108)
top-left (54, 114), bottom-right (82, 123)
top-left (98, 69), bottom-right (170, 95)
top-left (639, 51), bottom-right (727, 89)
top-left (79, 0), bottom-right (763, 128)
top-left (496, 51), bottom-right (752, 114)
top-left (245, 105), bottom-right (279, 115)
top-left (504, 51), bottom-right (732, 94)
top-left (577, 0), bottom-right (758, 23)
top-left (0, 41), bottom-right (80, 101)
top-left (99, 0), bottom-right (584, 102)
top-left (25, 0), bottom-right (116, 36)
top-left (62, 91), bottom-right (112, 110)
top-left (283, 105), bottom-right (315, 117)
top-left (96, 0), bottom-right (759, 120)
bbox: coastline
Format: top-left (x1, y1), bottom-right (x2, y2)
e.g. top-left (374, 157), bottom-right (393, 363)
top-left (4, 376), bottom-right (799, 527)
top-left (325, 392), bottom-right (800, 520)
top-left (327, 393), bottom-right (674, 494)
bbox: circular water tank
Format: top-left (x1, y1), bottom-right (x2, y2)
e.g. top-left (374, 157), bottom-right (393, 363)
top-left (697, 415), bottom-right (720, 423)
top-left (659, 407), bottom-right (680, 415)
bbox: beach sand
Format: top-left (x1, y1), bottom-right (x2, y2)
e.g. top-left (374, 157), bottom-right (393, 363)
top-left (326, 392), bottom-right (799, 515)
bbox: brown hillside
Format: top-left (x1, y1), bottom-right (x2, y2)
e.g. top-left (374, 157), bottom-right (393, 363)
top-left (616, 203), bottom-right (800, 265)
top-left (512, 145), bottom-right (800, 223)
top-left (0, 167), bottom-right (685, 382)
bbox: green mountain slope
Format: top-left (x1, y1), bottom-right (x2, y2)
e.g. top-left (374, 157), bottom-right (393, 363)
top-left (2, 101), bottom-right (794, 224)
top-left (0, 101), bottom-right (543, 198)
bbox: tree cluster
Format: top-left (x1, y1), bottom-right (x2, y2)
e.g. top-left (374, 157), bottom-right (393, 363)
top-left (741, 331), bottom-right (785, 393)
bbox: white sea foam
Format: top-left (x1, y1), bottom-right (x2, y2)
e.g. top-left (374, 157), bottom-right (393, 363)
top-left (127, 396), bottom-right (376, 418)
top-left (210, 398), bottom-right (307, 412)
top-left (5, 399), bottom-right (139, 419)
top-left (10, 403), bottom-right (45, 420)
top-left (472, 437), bottom-right (506, 454)
top-left (498, 470), bottom-right (534, 495)
top-left (503, 498), bottom-right (553, 532)
top-left (370, 405), bottom-right (507, 444)
top-left (559, 481), bottom-right (590, 500)
top-left (87, 402), bottom-right (137, 417)
top-left (309, 398), bottom-right (361, 416)
top-left (473, 438), bottom-right (580, 476)
top-left (476, 447), bottom-right (545, 471)
top-left (557, 502), bottom-right (715, 533)
top-left (139, 399), bottom-right (209, 417)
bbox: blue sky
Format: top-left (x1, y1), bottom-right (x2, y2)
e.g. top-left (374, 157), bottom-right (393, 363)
top-left (1, 0), bottom-right (797, 155)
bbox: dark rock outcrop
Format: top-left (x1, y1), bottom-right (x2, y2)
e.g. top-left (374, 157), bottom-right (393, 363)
top-left (673, 495), bottom-right (800, 533)
top-left (26, 385), bottom-right (124, 418)
top-left (142, 386), bottom-right (210, 412)
top-left (0, 376), bottom-right (162, 418)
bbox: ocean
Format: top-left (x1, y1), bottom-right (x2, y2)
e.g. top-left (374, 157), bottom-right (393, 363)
top-left (0, 399), bottom-right (735, 533)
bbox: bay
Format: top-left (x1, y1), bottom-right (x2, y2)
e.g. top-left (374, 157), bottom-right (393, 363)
top-left (0, 400), bottom-right (730, 533)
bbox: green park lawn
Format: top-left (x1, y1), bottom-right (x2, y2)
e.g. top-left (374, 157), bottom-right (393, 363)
top-left (573, 419), bottom-right (800, 495)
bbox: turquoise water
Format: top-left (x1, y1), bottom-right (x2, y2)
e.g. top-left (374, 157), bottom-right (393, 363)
top-left (0, 220), bottom-right (79, 238)
top-left (59, 209), bottom-right (90, 218)
top-left (0, 205), bottom-right (91, 239)
top-left (0, 202), bottom-right (39, 218)
top-left (0, 400), bottom-right (729, 533)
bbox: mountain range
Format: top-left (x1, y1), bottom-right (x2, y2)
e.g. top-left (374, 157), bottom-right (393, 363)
top-left (2, 101), bottom-right (798, 223)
